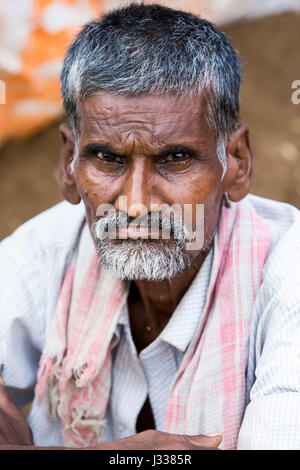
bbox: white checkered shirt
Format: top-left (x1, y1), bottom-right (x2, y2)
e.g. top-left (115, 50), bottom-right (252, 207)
top-left (0, 194), bottom-right (300, 449)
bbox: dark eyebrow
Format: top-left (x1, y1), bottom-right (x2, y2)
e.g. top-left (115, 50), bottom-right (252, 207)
top-left (80, 142), bottom-right (206, 159)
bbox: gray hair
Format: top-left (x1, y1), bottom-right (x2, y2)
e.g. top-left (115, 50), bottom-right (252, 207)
top-left (61, 3), bottom-right (242, 176)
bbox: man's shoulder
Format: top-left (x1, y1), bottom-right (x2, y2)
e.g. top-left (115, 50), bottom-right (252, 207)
top-left (246, 193), bottom-right (300, 243)
top-left (246, 194), bottom-right (300, 302)
top-left (0, 201), bottom-right (86, 268)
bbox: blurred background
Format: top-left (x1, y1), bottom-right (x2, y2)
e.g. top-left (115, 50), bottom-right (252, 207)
top-left (0, 0), bottom-right (300, 240)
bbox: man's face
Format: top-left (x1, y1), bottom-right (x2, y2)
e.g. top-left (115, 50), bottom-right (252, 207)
top-left (60, 92), bottom-right (250, 280)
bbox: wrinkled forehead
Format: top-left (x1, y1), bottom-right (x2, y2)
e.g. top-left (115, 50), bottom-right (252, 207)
top-left (78, 92), bottom-right (214, 150)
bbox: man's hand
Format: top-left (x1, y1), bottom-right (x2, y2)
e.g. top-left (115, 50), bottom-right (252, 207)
top-left (0, 376), bottom-right (33, 446)
top-left (98, 429), bottom-right (222, 450)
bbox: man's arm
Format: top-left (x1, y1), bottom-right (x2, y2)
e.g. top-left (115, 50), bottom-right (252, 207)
top-left (0, 208), bottom-right (80, 445)
top-left (0, 239), bottom-right (47, 415)
top-left (237, 291), bottom-right (300, 449)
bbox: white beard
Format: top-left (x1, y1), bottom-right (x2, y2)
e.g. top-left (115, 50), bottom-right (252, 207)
top-left (94, 238), bottom-right (193, 281)
top-left (92, 211), bottom-right (213, 281)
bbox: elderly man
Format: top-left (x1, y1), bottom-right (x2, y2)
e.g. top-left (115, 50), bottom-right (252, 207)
top-left (0, 3), bottom-right (300, 451)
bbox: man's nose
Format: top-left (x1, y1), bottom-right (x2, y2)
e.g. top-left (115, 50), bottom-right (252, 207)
top-left (115, 157), bottom-right (160, 218)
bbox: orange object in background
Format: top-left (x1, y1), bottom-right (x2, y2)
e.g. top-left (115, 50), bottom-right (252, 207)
top-left (0, 0), bottom-right (199, 145)
top-left (0, 0), bottom-right (106, 145)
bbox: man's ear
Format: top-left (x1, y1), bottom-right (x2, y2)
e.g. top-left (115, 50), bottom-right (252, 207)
top-left (223, 124), bottom-right (253, 202)
top-left (59, 123), bottom-right (81, 205)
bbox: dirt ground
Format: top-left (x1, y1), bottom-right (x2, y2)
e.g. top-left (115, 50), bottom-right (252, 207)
top-left (0, 12), bottom-right (299, 241)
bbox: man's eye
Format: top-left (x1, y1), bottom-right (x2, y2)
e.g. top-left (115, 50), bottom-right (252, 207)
top-left (163, 151), bottom-right (189, 163)
top-left (96, 152), bottom-right (125, 164)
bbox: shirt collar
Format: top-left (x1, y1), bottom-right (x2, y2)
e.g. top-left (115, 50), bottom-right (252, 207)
top-left (110, 247), bottom-right (214, 353)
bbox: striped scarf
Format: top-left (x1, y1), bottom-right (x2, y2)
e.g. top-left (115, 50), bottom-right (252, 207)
top-left (35, 198), bottom-right (272, 449)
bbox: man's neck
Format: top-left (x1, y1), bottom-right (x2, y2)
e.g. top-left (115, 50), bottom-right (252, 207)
top-left (127, 249), bottom-right (210, 352)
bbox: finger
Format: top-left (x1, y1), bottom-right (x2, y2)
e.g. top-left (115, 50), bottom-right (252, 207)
top-left (184, 432), bottom-right (223, 449)
top-left (0, 376), bottom-right (23, 419)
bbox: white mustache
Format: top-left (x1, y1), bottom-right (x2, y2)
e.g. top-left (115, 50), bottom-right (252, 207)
top-left (93, 211), bottom-right (193, 241)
